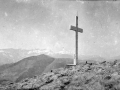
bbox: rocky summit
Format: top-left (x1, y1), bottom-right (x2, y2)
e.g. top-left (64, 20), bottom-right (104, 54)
top-left (1, 60), bottom-right (120, 90)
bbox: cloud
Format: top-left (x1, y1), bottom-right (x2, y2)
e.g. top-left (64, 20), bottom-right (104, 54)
top-left (15, 0), bottom-right (32, 3)
top-left (15, 0), bottom-right (57, 4)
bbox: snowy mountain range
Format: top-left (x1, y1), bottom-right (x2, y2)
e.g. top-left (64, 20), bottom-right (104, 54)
top-left (0, 48), bottom-right (73, 65)
top-left (0, 48), bottom-right (117, 65)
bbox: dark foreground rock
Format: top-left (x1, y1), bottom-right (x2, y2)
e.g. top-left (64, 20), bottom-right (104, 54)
top-left (1, 60), bottom-right (120, 90)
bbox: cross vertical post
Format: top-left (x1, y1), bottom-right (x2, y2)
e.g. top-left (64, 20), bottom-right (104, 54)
top-left (68, 15), bottom-right (83, 66)
top-left (76, 15), bottom-right (78, 65)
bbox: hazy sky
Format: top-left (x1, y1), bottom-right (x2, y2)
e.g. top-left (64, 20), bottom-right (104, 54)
top-left (0, 0), bottom-right (120, 57)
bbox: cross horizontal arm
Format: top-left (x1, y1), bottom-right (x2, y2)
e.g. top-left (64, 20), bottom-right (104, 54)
top-left (70, 25), bottom-right (83, 33)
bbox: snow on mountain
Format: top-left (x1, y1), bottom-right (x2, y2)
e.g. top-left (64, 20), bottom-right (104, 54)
top-left (0, 48), bottom-right (72, 65)
top-left (27, 49), bottom-right (54, 55)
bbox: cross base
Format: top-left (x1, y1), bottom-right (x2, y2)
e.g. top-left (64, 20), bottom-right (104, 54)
top-left (67, 64), bottom-right (76, 66)
top-left (65, 64), bottom-right (75, 68)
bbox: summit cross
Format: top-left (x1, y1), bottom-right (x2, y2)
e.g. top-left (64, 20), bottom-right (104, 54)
top-left (68, 15), bottom-right (83, 66)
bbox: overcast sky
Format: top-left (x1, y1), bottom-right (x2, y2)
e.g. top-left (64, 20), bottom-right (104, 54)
top-left (0, 0), bottom-right (120, 58)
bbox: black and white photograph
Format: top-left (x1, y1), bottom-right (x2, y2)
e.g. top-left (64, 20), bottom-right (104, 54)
top-left (0, 0), bottom-right (120, 90)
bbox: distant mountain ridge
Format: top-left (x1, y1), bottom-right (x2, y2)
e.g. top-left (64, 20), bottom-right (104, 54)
top-left (0, 54), bottom-right (107, 83)
top-left (0, 48), bottom-right (115, 65)
top-left (0, 54), bottom-right (55, 83)
top-left (0, 54), bottom-right (75, 83)
top-left (0, 48), bottom-right (73, 65)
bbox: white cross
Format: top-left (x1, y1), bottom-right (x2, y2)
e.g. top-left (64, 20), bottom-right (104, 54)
top-left (67, 15), bottom-right (83, 66)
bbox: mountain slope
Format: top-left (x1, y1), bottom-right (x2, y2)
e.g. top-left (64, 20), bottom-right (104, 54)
top-left (0, 63), bottom-right (13, 73)
top-left (0, 53), bottom-right (109, 86)
top-left (0, 54), bottom-right (55, 82)
top-left (2, 59), bottom-right (120, 90)
top-left (43, 58), bottom-right (73, 74)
